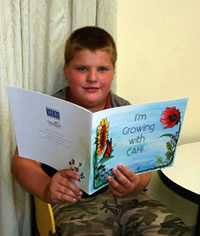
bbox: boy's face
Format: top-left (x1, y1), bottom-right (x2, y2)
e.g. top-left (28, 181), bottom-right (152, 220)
top-left (64, 49), bottom-right (115, 112)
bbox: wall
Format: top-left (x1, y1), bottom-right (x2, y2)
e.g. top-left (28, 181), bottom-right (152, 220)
top-left (116, 0), bottom-right (200, 144)
top-left (117, 0), bottom-right (200, 226)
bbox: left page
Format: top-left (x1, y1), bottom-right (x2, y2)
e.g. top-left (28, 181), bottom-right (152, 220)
top-left (7, 87), bottom-right (93, 193)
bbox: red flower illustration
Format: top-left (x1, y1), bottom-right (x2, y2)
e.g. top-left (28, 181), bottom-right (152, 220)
top-left (160, 107), bottom-right (180, 129)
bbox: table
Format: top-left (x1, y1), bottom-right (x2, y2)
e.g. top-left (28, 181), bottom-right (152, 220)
top-left (158, 142), bottom-right (200, 236)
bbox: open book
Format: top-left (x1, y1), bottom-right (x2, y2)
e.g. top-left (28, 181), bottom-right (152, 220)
top-left (7, 87), bottom-right (188, 195)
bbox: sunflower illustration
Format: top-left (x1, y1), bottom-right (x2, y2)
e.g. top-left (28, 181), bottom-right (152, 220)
top-left (96, 118), bottom-right (109, 155)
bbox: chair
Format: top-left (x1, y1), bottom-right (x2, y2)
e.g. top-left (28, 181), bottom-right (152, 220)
top-left (34, 196), bottom-right (56, 236)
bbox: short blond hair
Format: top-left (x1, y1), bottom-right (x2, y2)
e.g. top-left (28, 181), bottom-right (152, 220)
top-left (64, 26), bottom-right (117, 67)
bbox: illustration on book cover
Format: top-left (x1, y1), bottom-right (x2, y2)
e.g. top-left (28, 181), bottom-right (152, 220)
top-left (93, 105), bottom-right (182, 190)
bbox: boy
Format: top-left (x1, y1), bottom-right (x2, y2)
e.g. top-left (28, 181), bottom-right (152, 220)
top-left (12, 26), bottom-right (191, 235)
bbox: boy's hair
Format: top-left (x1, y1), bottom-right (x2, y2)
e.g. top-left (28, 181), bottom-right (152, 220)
top-left (64, 26), bottom-right (117, 67)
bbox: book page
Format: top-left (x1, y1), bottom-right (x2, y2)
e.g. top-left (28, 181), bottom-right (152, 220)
top-left (89, 98), bottom-right (188, 194)
top-left (7, 87), bottom-right (92, 192)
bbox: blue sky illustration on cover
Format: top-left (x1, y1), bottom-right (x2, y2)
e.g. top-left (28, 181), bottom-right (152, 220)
top-left (91, 98), bottom-right (188, 191)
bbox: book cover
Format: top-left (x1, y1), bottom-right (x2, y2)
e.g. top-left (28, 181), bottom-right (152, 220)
top-left (7, 87), bottom-right (188, 194)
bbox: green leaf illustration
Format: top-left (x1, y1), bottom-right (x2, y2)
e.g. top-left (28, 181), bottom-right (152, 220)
top-left (159, 134), bottom-right (173, 138)
top-left (165, 151), bottom-right (172, 159)
top-left (157, 157), bottom-right (163, 164)
top-left (166, 141), bottom-right (173, 151)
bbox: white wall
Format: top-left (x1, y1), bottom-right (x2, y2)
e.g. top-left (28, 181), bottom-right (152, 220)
top-left (117, 0), bottom-right (200, 226)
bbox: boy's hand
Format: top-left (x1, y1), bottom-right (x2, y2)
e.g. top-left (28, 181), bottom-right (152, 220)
top-left (107, 164), bottom-right (139, 198)
top-left (44, 169), bottom-right (83, 204)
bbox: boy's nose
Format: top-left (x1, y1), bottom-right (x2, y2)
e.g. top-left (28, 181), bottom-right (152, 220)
top-left (87, 70), bottom-right (97, 82)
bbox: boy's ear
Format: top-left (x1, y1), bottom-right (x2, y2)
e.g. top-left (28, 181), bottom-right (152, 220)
top-left (112, 68), bottom-right (115, 81)
top-left (63, 64), bottom-right (69, 80)
top-left (113, 68), bottom-right (116, 77)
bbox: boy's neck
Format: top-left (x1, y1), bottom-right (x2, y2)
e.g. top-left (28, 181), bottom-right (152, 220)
top-left (66, 87), bottom-right (110, 111)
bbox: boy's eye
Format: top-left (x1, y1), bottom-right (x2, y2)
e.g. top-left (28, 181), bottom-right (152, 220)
top-left (98, 67), bottom-right (108, 72)
top-left (76, 66), bottom-right (87, 72)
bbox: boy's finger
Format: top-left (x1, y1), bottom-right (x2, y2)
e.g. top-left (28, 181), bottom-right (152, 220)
top-left (110, 168), bottom-right (133, 190)
top-left (117, 164), bottom-right (138, 183)
top-left (107, 175), bottom-right (125, 192)
top-left (59, 169), bottom-right (80, 180)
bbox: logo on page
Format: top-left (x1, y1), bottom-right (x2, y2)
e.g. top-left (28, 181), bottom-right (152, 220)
top-left (46, 107), bottom-right (61, 128)
top-left (46, 107), bottom-right (60, 120)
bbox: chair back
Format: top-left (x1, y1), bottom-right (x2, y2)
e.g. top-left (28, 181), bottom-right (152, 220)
top-left (34, 196), bottom-right (56, 236)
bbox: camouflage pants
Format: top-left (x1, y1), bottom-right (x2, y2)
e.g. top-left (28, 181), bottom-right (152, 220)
top-left (52, 190), bottom-right (191, 236)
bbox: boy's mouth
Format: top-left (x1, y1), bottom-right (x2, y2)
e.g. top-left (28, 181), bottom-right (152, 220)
top-left (84, 87), bottom-right (99, 92)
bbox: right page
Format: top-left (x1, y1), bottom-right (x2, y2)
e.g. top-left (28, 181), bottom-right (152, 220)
top-left (89, 97), bottom-right (188, 194)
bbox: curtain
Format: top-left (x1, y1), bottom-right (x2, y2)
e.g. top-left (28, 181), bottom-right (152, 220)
top-left (0, 0), bottom-right (117, 235)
